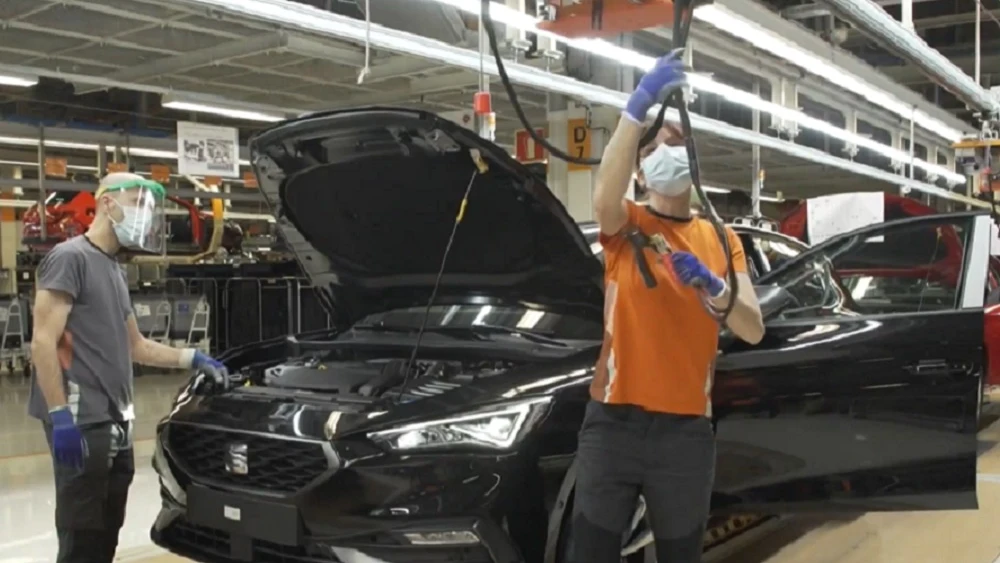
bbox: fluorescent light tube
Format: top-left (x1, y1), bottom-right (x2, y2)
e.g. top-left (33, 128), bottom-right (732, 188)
top-left (178, 0), bottom-right (982, 207)
top-left (426, 0), bottom-right (963, 184)
top-left (162, 100), bottom-right (285, 123)
top-left (0, 135), bottom-right (250, 167)
top-left (0, 74), bottom-right (37, 87)
top-left (692, 5), bottom-right (963, 143)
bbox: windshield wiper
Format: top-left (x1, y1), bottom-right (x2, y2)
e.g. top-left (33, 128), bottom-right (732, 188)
top-left (434, 324), bottom-right (568, 347)
top-left (353, 323), bottom-right (568, 347)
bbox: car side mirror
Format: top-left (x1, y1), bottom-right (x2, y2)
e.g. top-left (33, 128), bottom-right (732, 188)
top-left (754, 284), bottom-right (795, 320)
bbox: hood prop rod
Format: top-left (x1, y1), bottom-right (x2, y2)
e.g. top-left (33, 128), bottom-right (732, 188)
top-left (395, 149), bottom-right (488, 402)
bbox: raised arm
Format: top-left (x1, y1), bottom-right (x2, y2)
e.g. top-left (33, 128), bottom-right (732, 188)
top-left (593, 121), bottom-right (643, 236)
top-left (593, 51), bottom-right (686, 235)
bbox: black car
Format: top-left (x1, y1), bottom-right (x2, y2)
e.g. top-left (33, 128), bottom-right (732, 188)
top-left (151, 108), bottom-right (989, 563)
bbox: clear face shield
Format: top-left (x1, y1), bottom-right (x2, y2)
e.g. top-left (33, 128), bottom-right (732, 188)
top-left (99, 179), bottom-right (166, 254)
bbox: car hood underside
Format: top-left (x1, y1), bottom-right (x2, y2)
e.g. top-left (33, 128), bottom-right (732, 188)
top-left (248, 107), bottom-right (603, 325)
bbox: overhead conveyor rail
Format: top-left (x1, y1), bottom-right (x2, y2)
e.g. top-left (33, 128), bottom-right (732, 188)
top-left (172, 0), bottom-right (984, 208)
top-left (815, 0), bottom-right (999, 116)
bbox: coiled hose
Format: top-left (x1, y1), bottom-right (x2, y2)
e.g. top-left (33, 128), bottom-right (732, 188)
top-left (479, 0), bottom-right (738, 321)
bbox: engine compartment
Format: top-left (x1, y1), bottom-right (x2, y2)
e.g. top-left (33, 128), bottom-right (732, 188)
top-left (256, 352), bottom-right (521, 402)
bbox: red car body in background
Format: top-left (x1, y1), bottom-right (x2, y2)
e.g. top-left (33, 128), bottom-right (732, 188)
top-left (22, 191), bottom-right (242, 255)
top-left (780, 193), bottom-right (1000, 388)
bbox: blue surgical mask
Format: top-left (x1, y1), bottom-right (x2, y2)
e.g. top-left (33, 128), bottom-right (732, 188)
top-left (111, 204), bottom-right (146, 249)
top-left (640, 144), bottom-right (691, 197)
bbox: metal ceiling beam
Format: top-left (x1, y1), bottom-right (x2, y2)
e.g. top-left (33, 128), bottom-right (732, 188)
top-left (881, 54), bottom-right (1000, 85)
top-left (0, 61), bottom-right (312, 115)
top-left (75, 32), bottom-right (291, 95)
top-left (912, 10), bottom-right (1000, 31)
top-left (173, 0), bottom-right (984, 207)
top-left (708, 0), bottom-right (971, 131)
top-left (810, 0), bottom-right (996, 113)
top-left (325, 55), bottom-right (457, 84)
top-left (0, 178), bottom-right (265, 202)
top-left (781, 0), bottom-right (936, 20)
top-left (665, 27), bottom-right (961, 152)
top-left (283, 35), bottom-right (366, 67)
top-left (328, 72), bottom-right (481, 108)
top-left (60, 0), bottom-right (262, 40)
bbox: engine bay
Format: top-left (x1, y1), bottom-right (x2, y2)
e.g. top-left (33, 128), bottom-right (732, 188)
top-left (255, 353), bottom-right (521, 401)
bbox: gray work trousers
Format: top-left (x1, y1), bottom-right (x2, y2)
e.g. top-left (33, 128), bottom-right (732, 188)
top-left (568, 401), bottom-right (715, 563)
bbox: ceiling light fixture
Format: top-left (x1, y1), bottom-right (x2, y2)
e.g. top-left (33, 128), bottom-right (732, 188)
top-left (0, 135), bottom-right (250, 166)
top-left (177, 0), bottom-right (982, 207)
top-left (0, 73), bottom-right (38, 87)
top-left (692, 5), bottom-right (963, 143)
top-left (429, 0), bottom-right (963, 184)
top-left (162, 99), bottom-right (285, 123)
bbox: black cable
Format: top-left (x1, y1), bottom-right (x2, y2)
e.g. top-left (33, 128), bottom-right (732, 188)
top-left (480, 0), bottom-right (738, 321)
top-left (396, 168), bottom-right (480, 401)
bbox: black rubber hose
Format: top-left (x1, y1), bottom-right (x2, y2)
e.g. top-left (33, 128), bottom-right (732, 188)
top-left (479, 0), bottom-right (737, 321)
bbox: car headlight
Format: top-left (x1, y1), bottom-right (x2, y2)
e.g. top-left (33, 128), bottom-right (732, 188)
top-left (367, 397), bottom-right (551, 450)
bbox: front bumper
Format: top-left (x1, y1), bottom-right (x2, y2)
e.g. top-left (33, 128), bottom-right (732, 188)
top-left (151, 425), bottom-right (528, 563)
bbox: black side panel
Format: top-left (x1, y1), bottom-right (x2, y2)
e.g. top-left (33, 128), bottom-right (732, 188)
top-left (711, 310), bottom-right (981, 513)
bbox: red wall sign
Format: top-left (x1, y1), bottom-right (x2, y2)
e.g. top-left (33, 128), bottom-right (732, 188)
top-left (515, 128), bottom-right (547, 163)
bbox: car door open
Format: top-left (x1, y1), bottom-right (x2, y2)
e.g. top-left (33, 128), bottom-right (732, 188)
top-left (711, 212), bottom-right (991, 514)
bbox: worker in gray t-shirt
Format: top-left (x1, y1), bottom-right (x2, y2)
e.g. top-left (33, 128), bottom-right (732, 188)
top-left (29, 172), bottom-right (227, 563)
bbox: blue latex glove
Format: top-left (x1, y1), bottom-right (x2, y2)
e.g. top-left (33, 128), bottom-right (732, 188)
top-left (191, 351), bottom-right (231, 394)
top-left (624, 49), bottom-right (687, 124)
top-left (192, 350), bottom-right (224, 371)
top-left (49, 406), bottom-right (87, 469)
top-left (670, 251), bottom-right (726, 298)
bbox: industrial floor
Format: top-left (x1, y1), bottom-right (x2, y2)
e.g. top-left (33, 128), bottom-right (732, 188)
top-left (2, 377), bottom-right (1000, 563)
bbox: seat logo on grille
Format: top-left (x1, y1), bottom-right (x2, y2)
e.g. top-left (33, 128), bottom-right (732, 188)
top-left (225, 443), bottom-right (249, 475)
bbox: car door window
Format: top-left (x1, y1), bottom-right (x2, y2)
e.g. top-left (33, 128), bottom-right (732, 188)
top-left (763, 216), bottom-right (974, 319)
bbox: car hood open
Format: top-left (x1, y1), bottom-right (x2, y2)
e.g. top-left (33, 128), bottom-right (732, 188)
top-left (248, 108), bottom-right (604, 327)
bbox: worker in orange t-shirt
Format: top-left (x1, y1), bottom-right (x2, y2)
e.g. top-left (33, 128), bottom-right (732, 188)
top-left (568, 52), bottom-right (764, 563)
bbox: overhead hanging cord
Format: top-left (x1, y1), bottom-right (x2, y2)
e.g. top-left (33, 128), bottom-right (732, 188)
top-left (479, 0), bottom-right (738, 321)
top-left (357, 0), bottom-right (372, 84)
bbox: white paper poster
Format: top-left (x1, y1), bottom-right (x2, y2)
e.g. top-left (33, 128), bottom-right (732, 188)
top-left (806, 192), bottom-right (884, 245)
top-left (176, 121), bottom-right (240, 178)
top-left (990, 222), bottom-right (1000, 255)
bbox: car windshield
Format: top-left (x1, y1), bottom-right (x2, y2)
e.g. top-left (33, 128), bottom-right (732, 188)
top-left (355, 304), bottom-right (603, 341)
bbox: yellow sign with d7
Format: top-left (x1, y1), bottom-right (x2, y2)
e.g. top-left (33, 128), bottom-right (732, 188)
top-left (567, 118), bottom-right (592, 172)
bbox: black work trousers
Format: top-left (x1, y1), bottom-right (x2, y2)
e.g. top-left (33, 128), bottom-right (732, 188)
top-left (568, 401), bottom-right (715, 563)
top-left (44, 421), bottom-right (136, 563)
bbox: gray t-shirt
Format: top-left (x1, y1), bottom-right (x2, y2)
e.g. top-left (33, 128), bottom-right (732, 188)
top-left (28, 235), bottom-right (134, 425)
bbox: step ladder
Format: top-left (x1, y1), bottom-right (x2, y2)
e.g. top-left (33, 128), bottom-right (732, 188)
top-left (0, 299), bottom-right (30, 376)
top-left (149, 300), bottom-right (172, 345)
top-left (186, 296), bottom-right (211, 354)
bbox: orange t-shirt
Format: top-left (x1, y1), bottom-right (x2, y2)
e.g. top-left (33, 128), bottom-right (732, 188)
top-left (591, 201), bottom-right (747, 417)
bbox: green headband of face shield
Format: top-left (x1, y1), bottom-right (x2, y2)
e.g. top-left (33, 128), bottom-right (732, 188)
top-left (94, 178), bottom-right (166, 200)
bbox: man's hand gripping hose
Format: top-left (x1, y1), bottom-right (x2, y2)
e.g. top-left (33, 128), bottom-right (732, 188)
top-left (188, 351), bottom-right (238, 396)
top-left (626, 231), bottom-right (729, 319)
top-left (479, 0), bottom-right (738, 322)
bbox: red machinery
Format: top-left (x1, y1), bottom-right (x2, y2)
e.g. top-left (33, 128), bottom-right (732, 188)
top-left (780, 193), bottom-right (1000, 387)
top-left (22, 191), bottom-right (242, 255)
top-left (537, 0), bottom-right (677, 38)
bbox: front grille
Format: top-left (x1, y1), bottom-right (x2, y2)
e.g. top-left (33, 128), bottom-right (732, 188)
top-left (161, 519), bottom-right (495, 563)
top-left (167, 424), bottom-right (329, 493)
top-left (162, 519), bottom-right (338, 563)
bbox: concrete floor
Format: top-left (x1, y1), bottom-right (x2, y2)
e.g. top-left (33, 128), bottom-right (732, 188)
top-left (2, 380), bottom-right (1000, 563)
